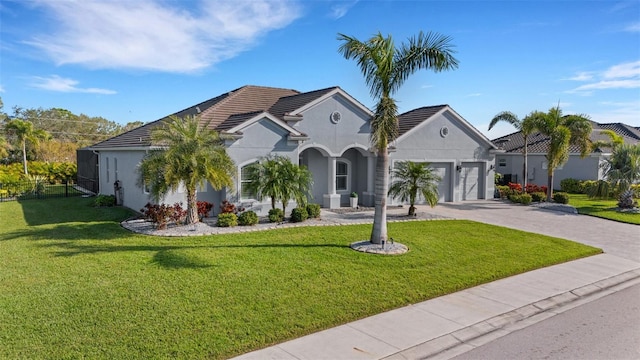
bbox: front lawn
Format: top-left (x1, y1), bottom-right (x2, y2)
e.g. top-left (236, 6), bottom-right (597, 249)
top-left (568, 193), bottom-right (640, 225)
top-left (0, 197), bottom-right (601, 359)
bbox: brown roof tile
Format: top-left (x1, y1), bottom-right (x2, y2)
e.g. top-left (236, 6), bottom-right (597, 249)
top-left (397, 105), bottom-right (448, 136)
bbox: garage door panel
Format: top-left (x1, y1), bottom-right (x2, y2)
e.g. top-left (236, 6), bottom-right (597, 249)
top-left (461, 163), bottom-right (482, 200)
top-left (427, 162), bottom-right (451, 203)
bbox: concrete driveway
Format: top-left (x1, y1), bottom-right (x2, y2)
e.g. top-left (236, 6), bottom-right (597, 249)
top-left (422, 200), bottom-right (639, 262)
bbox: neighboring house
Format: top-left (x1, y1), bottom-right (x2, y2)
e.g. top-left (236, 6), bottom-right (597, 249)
top-left (492, 122), bottom-right (640, 189)
top-left (83, 85), bottom-right (498, 215)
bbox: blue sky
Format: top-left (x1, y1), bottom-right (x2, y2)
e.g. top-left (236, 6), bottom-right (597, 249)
top-left (1, 0), bottom-right (639, 140)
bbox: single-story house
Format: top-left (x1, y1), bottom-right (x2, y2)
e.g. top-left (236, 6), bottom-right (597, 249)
top-left (82, 85), bottom-right (499, 215)
top-left (492, 122), bottom-right (640, 189)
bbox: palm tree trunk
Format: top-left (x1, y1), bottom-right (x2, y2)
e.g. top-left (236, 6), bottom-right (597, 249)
top-left (370, 149), bottom-right (389, 244)
top-left (22, 140), bottom-right (28, 175)
top-left (522, 139), bottom-right (528, 192)
top-left (186, 187), bottom-right (199, 224)
top-left (547, 171), bottom-right (554, 202)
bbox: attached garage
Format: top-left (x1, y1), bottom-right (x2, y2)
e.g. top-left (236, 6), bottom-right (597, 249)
top-left (460, 162), bottom-right (483, 200)
top-left (429, 162), bottom-right (452, 203)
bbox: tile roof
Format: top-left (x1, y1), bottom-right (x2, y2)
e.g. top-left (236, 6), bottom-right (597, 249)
top-left (492, 122), bottom-right (640, 154)
top-left (268, 87), bottom-right (339, 119)
top-left (397, 105), bottom-right (448, 136)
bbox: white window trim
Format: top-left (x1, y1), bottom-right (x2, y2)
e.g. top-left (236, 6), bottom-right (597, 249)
top-left (105, 157), bottom-right (110, 183)
top-left (335, 159), bottom-right (351, 194)
top-left (239, 161), bottom-right (258, 201)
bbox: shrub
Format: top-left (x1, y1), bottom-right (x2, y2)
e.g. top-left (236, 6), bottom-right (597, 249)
top-left (140, 202), bottom-right (186, 229)
top-left (268, 208), bottom-right (284, 223)
top-left (238, 210), bottom-right (258, 226)
top-left (553, 192), bottom-right (570, 204)
top-left (630, 184), bottom-right (640, 198)
top-left (217, 213), bottom-right (238, 227)
top-left (219, 200), bottom-right (245, 214)
top-left (507, 182), bottom-right (522, 194)
top-left (525, 184), bottom-right (547, 194)
top-left (494, 172), bottom-right (503, 185)
top-left (519, 193), bottom-right (532, 205)
top-left (560, 178), bottom-right (582, 194)
top-left (197, 201), bottom-right (213, 218)
top-left (94, 194), bottom-right (116, 207)
top-left (290, 207), bottom-right (308, 223)
top-left (306, 203), bottom-right (321, 219)
top-left (507, 194), bottom-right (520, 203)
top-left (617, 189), bottom-right (638, 209)
top-left (496, 185), bottom-right (513, 199)
top-left (530, 192), bottom-right (546, 202)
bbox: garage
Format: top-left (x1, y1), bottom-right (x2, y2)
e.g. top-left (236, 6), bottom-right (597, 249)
top-left (460, 162), bottom-right (483, 200)
top-left (428, 162), bottom-right (452, 203)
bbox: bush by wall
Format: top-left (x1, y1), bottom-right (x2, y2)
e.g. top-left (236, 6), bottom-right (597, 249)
top-left (238, 211), bottom-right (259, 226)
top-left (553, 192), bottom-right (570, 204)
top-left (268, 208), bottom-right (284, 223)
top-left (217, 213), bottom-right (238, 227)
top-left (530, 192), bottom-right (546, 202)
top-left (94, 194), bottom-right (116, 207)
top-left (290, 207), bottom-right (308, 223)
top-left (140, 202), bottom-right (186, 229)
top-left (306, 203), bottom-right (321, 219)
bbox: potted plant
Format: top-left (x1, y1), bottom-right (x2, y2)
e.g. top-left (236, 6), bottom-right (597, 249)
top-left (350, 192), bottom-right (358, 208)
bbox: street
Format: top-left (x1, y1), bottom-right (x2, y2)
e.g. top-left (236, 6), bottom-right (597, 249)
top-left (452, 283), bottom-right (640, 360)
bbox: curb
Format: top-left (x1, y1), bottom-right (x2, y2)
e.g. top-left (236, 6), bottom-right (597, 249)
top-left (383, 269), bottom-right (640, 360)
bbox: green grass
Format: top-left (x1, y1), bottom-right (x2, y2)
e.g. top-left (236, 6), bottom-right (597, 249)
top-left (0, 197), bottom-right (601, 359)
top-left (568, 193), bottom-right (640, 225)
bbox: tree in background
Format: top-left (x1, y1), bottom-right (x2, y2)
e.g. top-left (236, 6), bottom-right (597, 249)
top-left (137, 115), bottom-right (235, 225)
top-left (244, 155), bottom-right (313, 213)
top-left (338, 31), bottom-right (458, 244)
top-left (530, 106), bottom-right (592, 201)
top-left (388, 161), bottom-right (441, 216)
top-left (4, 119), bottom-right (50, 175)
top-left (488, 111), bottom-right (538, 191)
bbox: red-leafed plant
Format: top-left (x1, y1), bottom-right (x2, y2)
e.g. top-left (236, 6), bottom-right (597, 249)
top-left (197, 201), bottom-right (213, 218)
top-left (508, 182), bottom-right (522, 194)
top-left (219, 200), bottom-right (245, 214)
top-left (140, 202), bottom-right (186, 229)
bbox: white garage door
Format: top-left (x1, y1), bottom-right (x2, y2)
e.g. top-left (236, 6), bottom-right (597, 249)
top-left (428, 162), bottom-right (452, 203)
top-left (461, 163), bottom-right (482, 200)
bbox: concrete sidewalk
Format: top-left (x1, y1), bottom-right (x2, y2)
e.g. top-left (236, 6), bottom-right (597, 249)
top-left (232, 201), bottom-right (640, 360)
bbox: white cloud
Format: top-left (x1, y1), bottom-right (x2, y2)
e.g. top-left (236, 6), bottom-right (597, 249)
top-left (589, 100), bottom-right (640, 126)
top-left (624, 22), bottom-right (640, 32)
top-left (29, 75), bottom-right (116, 94)
top-left (25, 0), bottom-right (301, 73)
top-left (329, 1), bottom-right (359, 19)
top-left (466, 93), bottom-right (482, 97)
top-left (603, 60), bottom-right (640, 79)
top-left (565, 60), bottom-right (640, 94)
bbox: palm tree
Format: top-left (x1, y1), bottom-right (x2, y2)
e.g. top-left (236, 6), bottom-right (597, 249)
top-left (593, 143), bottom-right (640, 197)
top-left (388, 161), bottom-right (441, 216)
top-left (488, 112), bottom-right (537, 191)
top-left (137, 115), bottom-right (235, 225)
top-left (4, 119), bottom-right (50, 175)
top-left (244, 155), bottom-right (313, 213)
top-left (338, 31), bottom-right (458, 244)
top-left (530, 107), bottom-right (592, 201)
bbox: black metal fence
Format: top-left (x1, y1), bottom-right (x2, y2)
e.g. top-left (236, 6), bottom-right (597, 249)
top-left (0, 178), bottom-right (97, 202)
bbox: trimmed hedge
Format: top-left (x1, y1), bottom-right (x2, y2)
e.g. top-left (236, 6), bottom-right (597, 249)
top-left (217, 213), bottom-right (238, 227)
top-left (238, 211), bottom-right (258, 226)
top-left (290, 207), bottom-right (308, 223)
top-left (553, 192), bottom-right (570, 204)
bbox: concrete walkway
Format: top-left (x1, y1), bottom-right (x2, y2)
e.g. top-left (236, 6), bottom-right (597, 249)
top-left (232, 200), bottom-right (640, 360)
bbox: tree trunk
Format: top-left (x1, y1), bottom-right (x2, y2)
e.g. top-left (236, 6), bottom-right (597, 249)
top-left (522, 139), bottom-right (528, 192)
top-left (547, 171), bottom-right (554, 202)
top-left (22, 140), bottom-right (28, 175)
top-left (186, 187), bottom-right (199, 224)
top-left (370, 149), bottom-right (388, 244)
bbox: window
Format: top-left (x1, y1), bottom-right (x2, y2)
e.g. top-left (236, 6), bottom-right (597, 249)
top-left (114, 158), bottom-right (118, 180)
top-left (498, 158), bottom-right (506, 167)
top-left (542, 161), bottom-right (563, 170)
top-left (336, 160), bottom-right (348, 191)
top-left (106, 157), bottom-right (110, 183)
top-left (240, 164), bottom-right (256, 199)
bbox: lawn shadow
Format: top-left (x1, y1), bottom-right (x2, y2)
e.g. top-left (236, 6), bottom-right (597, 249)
top-left (0, 222), bottom-right (135, 242)
top-left (17, 197), bottom-right (135, 226)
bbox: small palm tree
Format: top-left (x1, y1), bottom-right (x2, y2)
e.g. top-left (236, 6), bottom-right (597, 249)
top-left (530, 106), bottom-right (592, 201)
top-left (244, 155), bottom-right (312, 213)
top-left (4, 119), bottom-right (50, 175)
top-left (488, 111), bottom-right (537, 190)
top-left (338, 31), bottom-right (458, 244)
top-left (592, 143), bottom-right (640, 197)
top-left (388, 161), bottom-right (441, 216)
top-left (137, 115), bottom-right (235, 224)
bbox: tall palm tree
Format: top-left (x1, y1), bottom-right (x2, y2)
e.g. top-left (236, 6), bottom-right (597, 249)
top-left (488, 111), bottom-right (537, 191)
top-left (4, 119), bottom-right (50, 175)
top-left (244, 155), bottom-right (313, 213)
top-left (338, 31), bottom-right (458, 244)
top-left (530, 107), bottom-right (592, 201)
top-left (137, 115), bottom-right (235, 224)
top-left (388, 161), bottom-right (442, 216)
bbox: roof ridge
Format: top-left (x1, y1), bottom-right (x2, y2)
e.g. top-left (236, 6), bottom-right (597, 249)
top-left (399, 104), bottom-right (448, 117)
